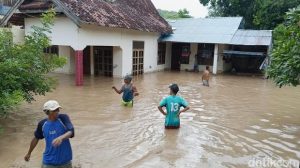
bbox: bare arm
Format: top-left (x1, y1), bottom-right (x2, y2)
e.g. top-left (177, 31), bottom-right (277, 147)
top-left (132, 86), bottom-right (139, 96)
top-left (178, 106), bottom-right (190, 116)
top-left (112, 86), bottom-right (123, 94)
top-left (24, 137), bottom-right (39, 161)
top-left (52, 131), bottom-right (73, 147)
top-left (158, 106), bottom-right (167, 116)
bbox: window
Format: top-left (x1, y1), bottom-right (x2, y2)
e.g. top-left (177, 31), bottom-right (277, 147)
top-left (197, 44), bottom-right (214, 65)
top-left (180, 45), bottom-right (190, 64)
top-left (133, 41), bottom-right (144, 76)
top-left (157, 42), bottom-right (166, 65)
top-left (44, 45), bottom-right (59, 55)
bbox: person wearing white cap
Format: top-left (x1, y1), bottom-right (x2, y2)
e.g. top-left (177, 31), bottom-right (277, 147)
top-left (24, 100), bottom-right (74, 168)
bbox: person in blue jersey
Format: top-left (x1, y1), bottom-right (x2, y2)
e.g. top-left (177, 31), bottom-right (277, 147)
top-left (24, 100), bottom-right (74, 168)
top-left (158, 84), bottom-right (190, 129)
top-left (112, 75), bottom-right (139, 107)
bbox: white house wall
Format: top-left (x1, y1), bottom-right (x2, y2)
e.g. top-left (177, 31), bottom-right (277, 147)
top-left (54, 46), bottom-right (75, 74)
top-left (25, 17), bottom-right (78, 48)
top-left (11, 26), bottom-right (25, 44)
top-left (113, 46), bottom-right (123, 77)
top-left (25, 16), bottom-right (164, 77)
top-left (0, 26), bottom-right (25, 44)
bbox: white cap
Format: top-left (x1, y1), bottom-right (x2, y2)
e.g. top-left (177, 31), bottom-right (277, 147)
top-left (43, 100), bottom-right (62, 112)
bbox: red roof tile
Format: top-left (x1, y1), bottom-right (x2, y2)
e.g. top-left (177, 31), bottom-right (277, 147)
top-left (19, 0), bottom-right (172, 33)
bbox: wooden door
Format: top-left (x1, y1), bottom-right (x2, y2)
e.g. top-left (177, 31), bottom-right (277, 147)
top-left (132, 49), bottom-right (144, 76)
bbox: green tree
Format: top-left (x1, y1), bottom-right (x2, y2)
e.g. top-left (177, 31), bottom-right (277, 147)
top-left (253, 0), bottom-right (300, 30)
top-left (178, 9), bottom-right (192, 18)
top-left (267, 6), bottom-right (300, 87)
top-left (0, 9), bottom-right (66, 117)
top-left (199, 0), bottom-right (256, 28)
top-left (199, 0), bottom-right (300, 29)
top-left (158, 8), bottom-right (192, 20)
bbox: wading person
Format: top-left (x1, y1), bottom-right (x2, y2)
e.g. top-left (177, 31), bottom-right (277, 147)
top-left (158, 84), bottom-right (190, 129)
top-left (24, 100), bottom-right (74, 168)
top-left (202, 65), bottom-right (210, 87)
top-left (112, 75), bottom-right (139, 107)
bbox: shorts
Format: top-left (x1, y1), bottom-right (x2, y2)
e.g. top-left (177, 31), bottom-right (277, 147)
top-left (42, 162), bottom-right (72, 168)
top-left (203, 80), bottom-right (209, 87)
top-left (122, 100), bottom-right (133, 107)
top-left (165, 125), bottom-right (180, 129)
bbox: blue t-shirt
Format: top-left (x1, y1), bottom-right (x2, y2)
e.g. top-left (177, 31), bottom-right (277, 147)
top-left (121, 84), bottom-right (134, 102)
top-left (159, 95), bottom-right (188, 127)
top-left (35, 114), bottom-right (74, 166)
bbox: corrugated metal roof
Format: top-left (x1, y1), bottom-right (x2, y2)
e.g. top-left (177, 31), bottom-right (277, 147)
top-left (161, 17), bottom-right (243, 44)
top-left (229, 30), bottom-right (272, 46)
top-left (0, 5), bottom-right (11, 15)
top-left (223, 50), bottom-right (265, 56)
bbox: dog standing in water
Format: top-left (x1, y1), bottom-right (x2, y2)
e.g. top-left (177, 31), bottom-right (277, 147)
top-left (112, 75), bottom-right (139, 107)
top-left (158, 84), bottom-right (190, 129)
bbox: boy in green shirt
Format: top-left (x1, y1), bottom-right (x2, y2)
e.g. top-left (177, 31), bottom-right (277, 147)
top-left (158, 84), bottom-right (190, 129)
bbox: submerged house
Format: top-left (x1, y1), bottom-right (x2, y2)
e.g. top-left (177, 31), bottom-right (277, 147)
top-left (160, 18), bottom-right (272, 74)
top-left (1, 0), bottom-right (172, 86)
top-left (1, 0), bottom-right (272, 86)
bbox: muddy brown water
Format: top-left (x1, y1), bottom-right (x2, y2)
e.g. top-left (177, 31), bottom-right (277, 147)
top-left (0, 71), bottom-right (299, 168)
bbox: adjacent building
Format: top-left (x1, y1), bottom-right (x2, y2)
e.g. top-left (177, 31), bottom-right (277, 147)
top-left (1, 0), bottom-right (272, 86)
top-left (160, 17), bottom-right (272, 74)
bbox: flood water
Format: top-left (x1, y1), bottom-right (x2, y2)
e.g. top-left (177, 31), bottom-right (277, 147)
top-left (0, 71), bottom-right (299, 168)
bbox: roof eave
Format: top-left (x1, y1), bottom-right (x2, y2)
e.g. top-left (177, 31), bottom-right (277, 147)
top-left (0, 0), bottom-right (25, 26)
top-left (51, 0), bottom-right (82, 27)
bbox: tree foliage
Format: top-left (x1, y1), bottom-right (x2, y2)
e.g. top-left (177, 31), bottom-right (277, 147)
top-left (254, 0), bottom-right (300, 29)
top-left (0, 9), bottom-right (66, 117)
top-left (199, 0), bottom-right (300, 29)
top-left (267, 6), bottom-right (300, 87)
top-left (178, 9), bottom-right (192, 18)
top-left (158, 8), bottom-right (192, 20)
top-left (199, 0), bottom-right (256, 28)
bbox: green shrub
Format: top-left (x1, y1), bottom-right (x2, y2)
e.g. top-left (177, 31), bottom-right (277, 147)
top-left (0, 9), bottom-right (66, 117)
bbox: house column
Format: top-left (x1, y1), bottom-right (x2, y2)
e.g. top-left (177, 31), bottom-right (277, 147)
top-left (75, 50), bottom-right (84, 86)
top-left (90, 46), bottom-right (94, 75)
top-left (213, 44), bottom-right (219, 74)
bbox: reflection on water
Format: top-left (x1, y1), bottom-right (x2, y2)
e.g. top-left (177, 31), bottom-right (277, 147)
top-left (0, 71), bottom-right (299, 168)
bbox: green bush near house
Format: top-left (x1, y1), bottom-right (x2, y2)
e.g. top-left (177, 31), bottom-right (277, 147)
top-left (0, 9), bottom-right (66, 117)
top-left (268, 6), bottom-right (300, 87)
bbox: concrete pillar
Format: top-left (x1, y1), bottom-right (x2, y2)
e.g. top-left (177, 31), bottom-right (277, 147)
top-left (213, 44), bottom-right (219, 74)
top-left (75, 50), bottom-right (83, 86)
top-left (90, 46), bottom-right (94, 75)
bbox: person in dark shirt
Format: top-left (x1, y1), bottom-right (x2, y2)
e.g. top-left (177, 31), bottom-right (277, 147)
top-left (24, 100), bottom-right (74, 168)
top-left (112, 75), bottom-right (139, 107)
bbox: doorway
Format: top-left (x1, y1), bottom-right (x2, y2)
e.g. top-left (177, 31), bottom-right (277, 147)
top-left (94, 46), bottom-right (113, 77)
top-left (132, 41), bottom-right (144, 76)
top-left (83, 46), bottom-right (91, 75)
top-left (171, 43), bottom-right (190, 70)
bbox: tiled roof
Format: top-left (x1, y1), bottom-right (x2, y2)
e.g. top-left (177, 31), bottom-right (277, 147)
top-left (19, 0), bottom-right (172, 33)
top-left (20, 1), bottom-right (52, 10)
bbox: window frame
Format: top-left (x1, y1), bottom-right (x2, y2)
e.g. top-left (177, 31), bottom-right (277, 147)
top-left (157, 42), bottom-right (166, 65)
